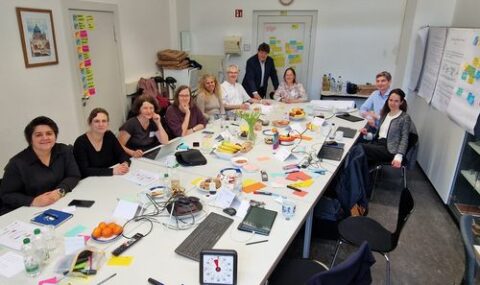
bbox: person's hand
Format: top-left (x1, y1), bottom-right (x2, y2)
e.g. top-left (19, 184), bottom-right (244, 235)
top-left (152, 113), bottom-right (161, 122)
top-left (367, 118), bottom-right (376, 127)
top-left (284, 98), bottom-right (292, 104)
top-left (360, 128), bottom-right (368, 135)
top-left (391, 159), bottom-right (402, 168)
top-left (262, 100), bottom-right (271, 105)
top-left (180, 103), bottom-right (190, 114)
top-left (113, 162), bottom-right (129, 175)
top-left (241, 103), bottom-right (250, 110)
top-left (131, 149), bottom-right (143, 158)
top-left (31, 190), bottom-right (60, 207)
top-left (253, 93), bottom-right (262, 100)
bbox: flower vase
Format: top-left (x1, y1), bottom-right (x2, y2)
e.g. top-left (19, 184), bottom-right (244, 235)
top-left (247, 123), bottom-right (256, 142)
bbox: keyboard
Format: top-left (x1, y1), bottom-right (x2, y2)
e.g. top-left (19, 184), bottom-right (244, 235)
top-left (175, 212), bottom-right (233, 261)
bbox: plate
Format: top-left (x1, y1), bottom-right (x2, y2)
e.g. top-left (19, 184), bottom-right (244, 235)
top-left (231, 156), bottom-right (248, 167)
top-left (214, 148), bottom-right (240, 160)
top-left (272, 120), bottom-right (290, 127)
top-left (197, 178), bottom-right (222, 193)
top-left (91, 232), bottom-right (123, 243)
top-left (289, 114), bottom-right (306, 121)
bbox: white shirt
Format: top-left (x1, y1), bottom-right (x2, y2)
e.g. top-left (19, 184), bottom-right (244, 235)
top-left (221, 81), bottom-right (251, 105)
top-left (378, 110), bottom-right (403, 162)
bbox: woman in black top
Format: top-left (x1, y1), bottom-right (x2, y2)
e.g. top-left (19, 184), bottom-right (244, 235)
top-left (74, 108), bottom-right (129, 178)
top-left (0, 116), bottom-right (81, 213)
top-left (118, 95), bottom-right (169, 157)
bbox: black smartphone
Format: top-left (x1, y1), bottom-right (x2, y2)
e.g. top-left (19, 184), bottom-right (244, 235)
top-left (68, 199), bottom-right (95, 208)
top-left (193, 142), bottom-right (200, 147)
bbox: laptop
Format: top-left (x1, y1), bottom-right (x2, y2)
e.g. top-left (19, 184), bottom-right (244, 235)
top-left (141, 137), bottom-right (183, 162)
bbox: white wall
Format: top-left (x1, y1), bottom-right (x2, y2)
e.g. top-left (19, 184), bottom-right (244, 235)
top-left (0, 0), bottom-right (172, 172)
top-left (188, 0), bottom-right (406, 98)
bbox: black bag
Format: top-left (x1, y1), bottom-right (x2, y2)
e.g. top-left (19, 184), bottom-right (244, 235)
top-left (175, 149), bottom-right (207, 166)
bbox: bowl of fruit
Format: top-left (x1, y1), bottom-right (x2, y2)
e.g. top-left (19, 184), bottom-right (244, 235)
top-left (214, 141), bottom-right (242, 159)
top-left (91, 221), bottom-right (123, 243)
top-left (289, 108), bottom-right (306, 121)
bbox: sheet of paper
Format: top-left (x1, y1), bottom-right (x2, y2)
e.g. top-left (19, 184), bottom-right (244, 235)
top-left (61, 206), bottom-right (77, 213)
top-left (274, 148), bottom-right (294, 161)
top-left (289, 122), bottom-right (305, 134)
top-left (107, 256), bottom-right (134, 266)
top-left (235, 200), bottom-right (250, 219)
top-left (261, 104), bottom-right (273, 114)
top-left (214, 188), bottom-right (236, 208)
top-left (64, 225), bottom-right (87, 237)
top-left (0, 251), bottom-right (24, 278)
top-left (270, 177), bottom-right (290, 188)
top-left (312, 117), bottom-right (325, 127)
top-left (123, 169), bottom-right (159, 186)
top-left (112, 200), bottom-right (140, 220)
top-left (64, 236), bottom-right (86, 255)
top-left (0, 220), bottom-right (38, 250)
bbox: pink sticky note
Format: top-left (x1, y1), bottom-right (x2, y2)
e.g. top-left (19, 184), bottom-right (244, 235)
top-left (88, 88), bottom-right (96, 95)
top-left (286, 171), bottom-right (311, 181)
top-left (79, 30), bottom-right (88, 38)
top-left (38, 277), bottom-right (58, 285)
top-left (84, 59), bottom-right (92, 66)
top-left (293, 190), bottom-right (308, 197)
top-left (257, 156), bottom-right (270, 161)
top-left (82, 45), bottom-right (90, 52)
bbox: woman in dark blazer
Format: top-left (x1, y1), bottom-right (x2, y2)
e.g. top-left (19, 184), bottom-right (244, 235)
top-left (360, 88), bottom-right (412, 168)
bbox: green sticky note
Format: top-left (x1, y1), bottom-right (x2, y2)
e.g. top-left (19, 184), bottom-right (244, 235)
top-left (64, 225), bottom-right (87, 237)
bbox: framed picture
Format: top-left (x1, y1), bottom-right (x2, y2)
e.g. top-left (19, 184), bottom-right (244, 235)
top-left (16, 7), bottom-right (59, 68)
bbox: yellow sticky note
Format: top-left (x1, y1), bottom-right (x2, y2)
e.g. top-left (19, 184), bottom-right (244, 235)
top-left (242, 179), bottom-right (257, 187)
top-left (191, 177), bottom-right (203, 185)
top-left (468, 76), bottom-right (475, 84)
top-left (291, 179), bottom-right (314, 188)
top-left (473, 57), bottom-right (480, 68)
top-left (108, 256), bottom-right (134, 266)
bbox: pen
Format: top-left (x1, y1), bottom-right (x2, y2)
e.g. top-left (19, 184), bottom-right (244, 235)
top-left (97, 273), bottom-right (117, 285)
top-left (148, 277), bottom-right (165, 285)
top-left (287, 185), bottom-right (303, 192)
top-left (254, 191), bottom-right (272, 195)
top-left (285, 170), bottom-right (300, 174)
top-left (246, 239), bottom-right (268, 245)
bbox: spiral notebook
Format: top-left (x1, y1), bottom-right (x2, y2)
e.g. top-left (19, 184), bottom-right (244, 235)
top-left (237, 206), bottom-right (277, 236)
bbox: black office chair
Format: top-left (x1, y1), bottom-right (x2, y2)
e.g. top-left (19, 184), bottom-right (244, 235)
top-left (460, 215), bottom-right (480, 285)
top-left (268, 241), bottom-right (375, 285)
top-left (331, 188), bottom-right (414, 285)
top-left (370, 132), bottom-right (418, 199)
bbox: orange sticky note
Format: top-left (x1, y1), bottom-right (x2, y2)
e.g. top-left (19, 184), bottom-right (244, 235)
top-left (257, 156), bottom-right (270, 161)
top-left (242, 182), bottom-right (266, 193)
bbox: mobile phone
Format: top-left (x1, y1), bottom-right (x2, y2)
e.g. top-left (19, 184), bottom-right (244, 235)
top-left (193, 142), bottom-right (200, 147)
top-left (68, 199), bottom-right (95, 208)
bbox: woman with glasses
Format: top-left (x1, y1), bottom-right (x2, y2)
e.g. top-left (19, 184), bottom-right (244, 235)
top-left (166, 85), bottom-right (206, 138)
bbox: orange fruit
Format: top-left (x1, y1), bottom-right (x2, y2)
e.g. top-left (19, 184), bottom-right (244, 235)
top-left (98, 222), bottom-right (107, 229)
top-left (92, 227), bottom-right (102, 239)
top-left (112, 225), bottom-right (123, 235)
top-left (101, 227), bottom-right (113, 238)
top-left (107, 222), bottom-right (117, 229)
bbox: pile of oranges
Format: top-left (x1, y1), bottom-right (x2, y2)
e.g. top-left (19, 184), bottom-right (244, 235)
top-left (92, 222), bottom-right (123, 239)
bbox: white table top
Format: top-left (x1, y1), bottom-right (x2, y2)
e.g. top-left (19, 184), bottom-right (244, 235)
top-left (0, 102), bottom-right (366, 285)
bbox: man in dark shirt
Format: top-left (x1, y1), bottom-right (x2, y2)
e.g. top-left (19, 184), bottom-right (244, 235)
top-left (242, 43), bottom-right (279, 99)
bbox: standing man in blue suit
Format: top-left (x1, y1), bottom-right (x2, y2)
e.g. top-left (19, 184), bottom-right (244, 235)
top-left (242, 43), bottom-right (279, 99)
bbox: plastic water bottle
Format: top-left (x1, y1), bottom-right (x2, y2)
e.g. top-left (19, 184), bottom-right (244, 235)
top-left (22, 238), bottom-right (40, 277)
top-left (33, 228), bottom-right (49, 264)
top-left (337, 76), bottom-right (343, 93)
top-left (329, 76), bottom-right (336, 92)
top-left (43, 225), bottom-right (56, 256)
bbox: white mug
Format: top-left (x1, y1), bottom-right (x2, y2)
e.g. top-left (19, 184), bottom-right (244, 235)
top-left (335, 131), bottom-right (344, 141)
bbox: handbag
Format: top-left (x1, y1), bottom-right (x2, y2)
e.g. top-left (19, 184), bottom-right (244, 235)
top-left (175, 149), bottom-right (207, 166)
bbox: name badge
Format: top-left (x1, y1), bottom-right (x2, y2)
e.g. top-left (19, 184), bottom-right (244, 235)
top-left (149, 131), bottom-right (155, 138)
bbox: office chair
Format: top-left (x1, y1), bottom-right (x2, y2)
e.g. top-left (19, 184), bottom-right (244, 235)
top-left (268, 241), bottom-right (375, 285)
top-left (460, 215), bottom-right (479, 285)
top-left (369, 132), bottom-right (418, 199)
top-left (331, 188), bottom-right (414, 285)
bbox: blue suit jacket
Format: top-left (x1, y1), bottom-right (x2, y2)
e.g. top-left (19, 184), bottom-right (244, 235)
top-left (242, 55), bottom-right (279, 97)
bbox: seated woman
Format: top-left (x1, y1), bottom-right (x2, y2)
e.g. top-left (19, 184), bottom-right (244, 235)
top-left (166, 85), bottom-right (206, 138)
top-left (221, 64), bottom-right (261, 111)
top-left (118, 95), bottom-right (169, 158)
top-left (195, 74), bottom-right (225, 121)
top-left (360, 88), bottom-right (411, 168)
top-left (0, 116), bottom-right (81, 213)
top-left (273, 67), bottom-right (308, 103)
top-left (74, 108), bottom-right (130, 178)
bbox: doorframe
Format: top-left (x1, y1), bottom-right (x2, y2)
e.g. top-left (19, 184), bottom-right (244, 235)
top-left (252, 10), bottom-right (318, 97)
top-left (61, 0), bottom-right (126, 130)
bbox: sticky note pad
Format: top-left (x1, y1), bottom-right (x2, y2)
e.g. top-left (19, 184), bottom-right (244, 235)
top-left (108, 256), bottom-right (134, 266)
top-left (243, 182), bottom-right (266, 193)
top-left (64, 225), bottom-right (87, 237)
top-left (291, 179), bottom-right (314, 188)
top-left (286, 171), bottom-right (311, 181)
top-left (191, 177), bottom-right (203, 185)
top-left (257, 156), bottom-right (270, 161)
top-left (242, 179), bottom-right (257, 187)
top-left (293, 190), bottom-right (308, 197)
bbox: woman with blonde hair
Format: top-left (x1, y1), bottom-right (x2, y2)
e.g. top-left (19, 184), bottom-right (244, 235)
top-left (195, 74), bottom-right (225, 121)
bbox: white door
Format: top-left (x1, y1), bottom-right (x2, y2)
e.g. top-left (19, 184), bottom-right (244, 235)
top-left (67, 9), bottom-right (125, 132)
top-left (255, 12), bottom-right (316, 97)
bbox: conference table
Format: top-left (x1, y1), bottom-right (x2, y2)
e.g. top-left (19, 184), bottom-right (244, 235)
top-left (0, 102), bottom-right (366, 285)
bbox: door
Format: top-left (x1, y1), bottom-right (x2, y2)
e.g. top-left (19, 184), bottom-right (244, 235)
top-left (68, 9), bottom-right (125, 132)
top-left (255, 12), bottom-right (316, 97)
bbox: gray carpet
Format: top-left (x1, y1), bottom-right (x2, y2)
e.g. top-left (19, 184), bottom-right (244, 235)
top-left (283, 165), bottom-right (465, 284)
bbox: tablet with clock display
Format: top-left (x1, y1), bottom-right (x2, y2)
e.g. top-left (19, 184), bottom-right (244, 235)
top-left (200, 249), bottom-right (237, 285)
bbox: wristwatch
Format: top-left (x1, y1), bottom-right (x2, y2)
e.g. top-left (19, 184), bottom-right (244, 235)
top-left (58, 188), bottom-right (66, 198)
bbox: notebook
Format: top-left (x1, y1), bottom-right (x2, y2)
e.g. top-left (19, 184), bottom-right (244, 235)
top-left (31, 209), bottom-right (73, 228)
top-left (336, 114), bottom-right (364, 122)
top-left (317, 143), bottom-right (345, 161)
top-left (336, 126), bottom-right (357, 138)
top-left (238, 206), bottom-right (277, 236)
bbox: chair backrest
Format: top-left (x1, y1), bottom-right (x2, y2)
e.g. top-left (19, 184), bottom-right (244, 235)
top-left (460, 215), bottom-right (477, 285)
top-left (307, 241), bottom-right (376, 285)
top-left (391, 188), bottom-right (415, 249)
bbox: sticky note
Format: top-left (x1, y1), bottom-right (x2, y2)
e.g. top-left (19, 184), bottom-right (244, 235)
top-left (191, 177), bottom-right (203, 185)
top-left (242, 182), bottom-right (266, 193)
top-left (257, 156), bottom-right (270, 161)
top-left (107, 256), bottom-right (134, 266)
top-left (290, 179), bottom-right (314, 188)
top-left (242, 179), bottom-right (257, 187)
top-left (64, 225), bottom-right (87, 237)
top-left (293, 190), bottom-right (308, 197)
top-left (286, 171), bottom-right (311, 181)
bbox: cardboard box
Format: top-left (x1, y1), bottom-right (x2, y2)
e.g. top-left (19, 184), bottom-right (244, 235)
top-left (357, 84), bottom-right (377, 95)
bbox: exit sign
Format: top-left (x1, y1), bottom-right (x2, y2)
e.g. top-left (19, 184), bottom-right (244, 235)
top-left (235, 9), bottom-right (243, 18)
